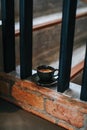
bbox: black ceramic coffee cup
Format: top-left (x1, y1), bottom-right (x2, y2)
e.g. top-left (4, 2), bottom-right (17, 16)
top-left (37, 65), bottom-right (58, 82)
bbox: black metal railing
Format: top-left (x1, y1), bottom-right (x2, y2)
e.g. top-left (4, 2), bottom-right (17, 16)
top-left (1, 0), bottom-right (87, 101)
top-left (1, 0), bottom-right (15, 72)
top-left (80, 42), bottom-right (87, 101)
top-left (57, 0), bottom-right (77, 92)
top-left (1, 0), bottom-right (33, 79)
top-left (20, 0), bottom-right (33, 79)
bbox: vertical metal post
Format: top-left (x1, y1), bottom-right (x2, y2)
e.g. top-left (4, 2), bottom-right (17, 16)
top-left (80, 43), bottom-right (87, 101)
top-left (20, 0), bottom-right (33, 79)
top-left (1, 0), bottom-right (15, 72)
top-left (57, 0), bottom-right (77, 92)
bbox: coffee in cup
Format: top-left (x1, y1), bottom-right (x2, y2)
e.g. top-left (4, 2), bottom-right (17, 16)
top-left (37, 65), bottom-right (58, 82)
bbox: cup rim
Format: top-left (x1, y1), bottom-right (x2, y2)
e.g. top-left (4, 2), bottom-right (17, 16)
top-left (37, 65), bottom-right (55, 72)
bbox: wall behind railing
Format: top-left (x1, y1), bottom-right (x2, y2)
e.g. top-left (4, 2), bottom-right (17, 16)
top-left (0, 0), bottom-right (87, 19)
top-left (0, 13), bottom-right (87, 72)
top-left (14, 15), bottom-right (87, 69)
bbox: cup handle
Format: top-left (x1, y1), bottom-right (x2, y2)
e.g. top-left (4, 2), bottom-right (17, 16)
top-left (53, 69), bottom-right (59, 78)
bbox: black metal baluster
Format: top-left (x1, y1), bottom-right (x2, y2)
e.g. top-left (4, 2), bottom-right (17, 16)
top-left (80, 43), bottom-right (87, 101)
top-left (1, 0), bottom-right (15, 72)
top-left (20, 0), bottom-right (33, 79)
top-left (57, 0), bottom-right (77, 92)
